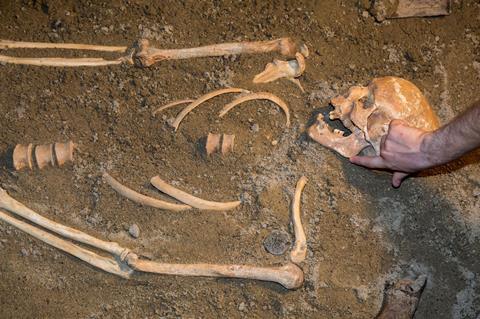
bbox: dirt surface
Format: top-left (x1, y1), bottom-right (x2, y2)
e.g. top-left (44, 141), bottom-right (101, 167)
top-left (0, 1), bottom-right (479, 318)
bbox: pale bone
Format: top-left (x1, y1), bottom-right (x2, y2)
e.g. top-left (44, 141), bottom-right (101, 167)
top-left (308, 76), bottom-right (440, 157)
top-left (290, 176), bottom-right (308, 264)
top-left (376, 275), bottom-right (427, 318)
top-left (152, 99), bottom-right (194, 117)
top-left (0, 55), bottom-right (125, 67)
top-left (171, 88), bottom-right (249, 131)
top-left (0, 188), bottom-right (130, 258)
top-left (103, 173), bottom-right (191, 211)
top-left (0, 39), bottom-right (127, 52)
top-left (150, 176), bottom-right (241, 211)
top-left (221, 134), bottom-right (235, 155)
top-left (253, 52), bottom-right (306, 92)
top-left (0, 209), bottom-right (132, 279)
top-left (206, 133), bottom-right (222, 155)
top-left (134, 38), bottom-right (308, 67)
top-left (12, 143), bottom-right (33, 170)
top-left (125, 254), bottom-right (303, 289)
top-left (219, 92), bottom-right (291, 127)
top-left (35, 144), bottom-right (55, 169)
top-left (54, 141), bottom-right (75, 166)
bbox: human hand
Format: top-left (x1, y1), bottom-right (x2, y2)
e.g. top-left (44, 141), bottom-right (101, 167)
top-left (350, 119), bottom-right (435, 188)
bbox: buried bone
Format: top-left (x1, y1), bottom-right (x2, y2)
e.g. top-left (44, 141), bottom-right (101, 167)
top-left (150, 176), bottom-right (241, 211)
top-left (0, 188), bottom-right (302, 289)
top-left (254, 52), bottom-right (306, 92)
top-left (0, 38), bottom-right (306, 68)
top-left (290, 176), bottom-right (308, 264)
top-left (308, 76), bottom-right (440, 158)
top-left (13, 141), bottom-right (74, 170)
top-left (205, 133), bottom-right (235, 155)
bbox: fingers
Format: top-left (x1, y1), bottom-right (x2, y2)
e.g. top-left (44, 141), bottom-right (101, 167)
top-left (350, 155), bottom-right (387, 169)
top-left (392, 172), bottom-right (409, 188)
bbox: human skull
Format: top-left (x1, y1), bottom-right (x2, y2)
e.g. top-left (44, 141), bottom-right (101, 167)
top-left (308, 76), bottom-right (440, 157)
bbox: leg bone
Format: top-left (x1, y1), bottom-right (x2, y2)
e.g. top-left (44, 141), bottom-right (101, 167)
top-left (290, 176), bottom-right (308, 264)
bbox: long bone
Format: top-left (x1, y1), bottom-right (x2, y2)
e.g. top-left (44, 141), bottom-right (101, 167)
top-left (152, 99), bottom-right (195, 117)
top-left (150, 176), bottom-right (241, 211)
top-left (134, 38), bottom-right (306, 67)
top-left (125, 254), bottom-right (304, 289)
top-left (103, 173), bottom-right (191, 212)
top-left (0, 39), bottom-right (128, 52)
top-left (0, 209), bottom-right (132, 278)
top-left (0, 188), bottom-right (129, 258)
top-left (171, 88), bottom-right (249, 131)
top-left (290, 176), bottom-right (308, 264)
top-left (0, 55), bottom-right (126, 67)
top-left (219, 92), bottom-right (291, 127)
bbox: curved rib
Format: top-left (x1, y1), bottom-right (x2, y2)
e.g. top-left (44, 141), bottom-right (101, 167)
top-left (150, 176), bottom-right (241, 211)
top-left (0, 39), bottom-right (127, 52)
top-left (152, 99), bottom-right (194, 117)
top-left (290, 176), bottom-right (308, 264)
top-left (171, 88), bottom-right (248, 131)
top-left (218, 92), bottom-right (291, 127)
top-left (103, 173), bottom-right (191, 212)
top-left (0, 55), bottom-right (124, 67)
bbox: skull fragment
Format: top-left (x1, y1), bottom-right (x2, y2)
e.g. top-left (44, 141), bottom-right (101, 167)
top-left (308, 76), bottom-right (440, 157)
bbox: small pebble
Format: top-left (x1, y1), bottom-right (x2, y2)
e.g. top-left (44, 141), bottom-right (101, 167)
top-left (238, 302), bottom-right (246, 311)
top-left (21, 248), bottom-right (30, 257)
top-left (129, 224), bottom-right (140, 238)
top-left (251, 123), bottom-right (260, 133)
top-left (271, 140), bottom-right (278, 146)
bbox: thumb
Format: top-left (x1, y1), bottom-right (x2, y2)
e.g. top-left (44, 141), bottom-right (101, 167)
top-left (392, 172), bottom-right (409, 188)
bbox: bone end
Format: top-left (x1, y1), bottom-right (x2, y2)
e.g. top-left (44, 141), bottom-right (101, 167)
top-left (279, 263), bottom-right (304, 289)
top-left (13, 143), bottom-right (34, 171)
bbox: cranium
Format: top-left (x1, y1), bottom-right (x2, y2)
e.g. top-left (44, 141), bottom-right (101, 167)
top-left (308, 76), bottom-right (440, 157)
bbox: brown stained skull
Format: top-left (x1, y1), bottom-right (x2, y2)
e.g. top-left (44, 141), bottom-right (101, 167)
top-left (308, 76), bottom-right (440, 157)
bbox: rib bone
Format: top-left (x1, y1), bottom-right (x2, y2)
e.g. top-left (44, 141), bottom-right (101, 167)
top-left (126, 254), bottom-right (303, 289)
top-left (290, 176), bottom-right (308, 264)
top-left (219, 92), bottom-right (291, 127)
top-left (152, 99), bottom-right (194, 117)
top-left (171, 88), bottom-right (248, 131)
top-left (150, 176), bottom-right (241, 211)
top-left (0, 209), bottom-right (132, 278)
top-left (0, 188), bottom-right (129, 257)
top-left (103, 173), bottom-right (191, 211)
top-left (134, 38), bottom-right (304, 67)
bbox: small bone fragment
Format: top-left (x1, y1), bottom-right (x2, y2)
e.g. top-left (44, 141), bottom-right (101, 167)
top-left (253, 52), bottom-right (306, 92)
top-left (134, 38), bottom-right (305, 67)
top-left (12, 143), bottom-right (33, 170)
top-left (221, 134), bottom-right (235, 155)
top-left (376, 275), bottom-right (427, 319)
top-left (150, 176), bottom-right (241, 211)
top-left (126, 254), bottom-right (303, 289)
top-left (152, 99), bottom-right (195, 117)
top-left (370, 0), bottom-right (450, 21)
top-left (0, 39), bottom-right (128, 52)
top-left (0, 209), bottom-right (132, 278)
top-left (206, 133), bottom-right (222, 155)
top-left (35, 144), bottom-right (55, 169)
top-left (219, 92), bottom-right (291, 127)
top-left (290, 176), bottom-right (308, 264)
top-left (0, 188), bottom-right (129, 257)
top-left (54, 141), bottom-right (75, 166)
top-left (103, 173), bottom-right (191, 212)
top-left (171, 88), bottom-right (248, 131)
top-left (0, 55), bottom-right (124, 67)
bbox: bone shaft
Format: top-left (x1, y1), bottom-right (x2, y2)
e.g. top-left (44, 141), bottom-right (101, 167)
top-left (128, 259), bottom-right (302, 289)
top-left (0, 55), bottom-right (123, 67)
top-left (0, 209), bottom-right (131, 278)
top-left (147, 38), bottom-right (294, 61)
top-left (0, 189), bottom-right (126, 256)
top-left (290, 176), bottom-right (308, 264)
top-left (0, 39), bottom-right (127, 52)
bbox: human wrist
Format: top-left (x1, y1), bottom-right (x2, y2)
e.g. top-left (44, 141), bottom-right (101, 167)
top-left (419, 130), bottom-right (444, 168)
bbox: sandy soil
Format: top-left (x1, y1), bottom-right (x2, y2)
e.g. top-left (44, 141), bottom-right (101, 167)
top-left (0, 1), bottom-right (479, 318)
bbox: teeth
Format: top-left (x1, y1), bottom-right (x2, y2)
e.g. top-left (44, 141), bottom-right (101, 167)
top-left (333, 129), bottom-right (344, 136)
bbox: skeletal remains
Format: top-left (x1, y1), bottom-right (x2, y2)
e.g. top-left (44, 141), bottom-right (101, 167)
top-left (205, 133), bottom-right (235, 155)
top-left (254, 52), bottom-right (307, 92)
top-left (0, 37), bottom-right (306, 68)
top-left (0, 186), bottom-right (304, 289)
top-left (308, 76), bottom-right (440, 157)
top-left (13, 141), bottom-right (74, 170)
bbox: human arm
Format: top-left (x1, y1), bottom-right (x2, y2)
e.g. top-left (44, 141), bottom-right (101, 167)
top-left (350, 100), bottom-right (480, 187)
